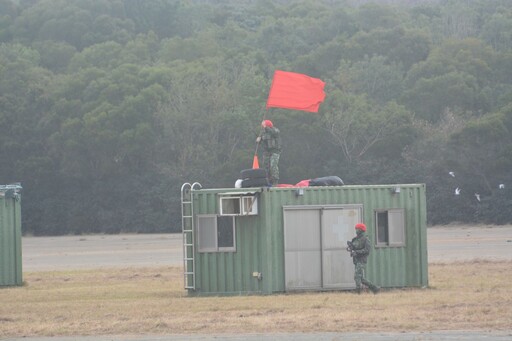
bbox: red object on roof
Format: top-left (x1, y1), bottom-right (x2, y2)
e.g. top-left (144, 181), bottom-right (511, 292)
top-left (276, 180), bottom-right (311, 188)
top-left (295, 179), bottom-right (310, 187)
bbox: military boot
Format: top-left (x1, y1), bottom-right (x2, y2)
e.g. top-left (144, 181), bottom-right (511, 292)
top-left (355, 287), bottom-right (362, 294)
top-left (370, 285), bottom-right (380, 294)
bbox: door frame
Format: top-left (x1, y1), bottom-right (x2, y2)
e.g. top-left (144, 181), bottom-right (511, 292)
top-left (283, 204), bottom-right (363, 291)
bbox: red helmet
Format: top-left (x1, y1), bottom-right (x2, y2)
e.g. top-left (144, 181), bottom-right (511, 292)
top-left (355, 223), bottom-right (366, 232)
top-left (262, 120), bottom-right (273, 128)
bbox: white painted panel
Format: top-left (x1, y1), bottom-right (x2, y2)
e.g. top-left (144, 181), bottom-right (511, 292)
top-left (284, 209), bottom-right (321, 290)
top-left (322, 208), bottom-right (359, 289)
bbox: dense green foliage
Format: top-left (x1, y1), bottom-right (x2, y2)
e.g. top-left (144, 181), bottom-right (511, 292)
top-left (1, 0), bottom-right (512, 235)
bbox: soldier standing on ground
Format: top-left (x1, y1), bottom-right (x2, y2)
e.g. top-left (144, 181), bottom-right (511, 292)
top-left (256, 120), bottom-right (281, 186)
top-left (348, 223), bottom-right (380, 294)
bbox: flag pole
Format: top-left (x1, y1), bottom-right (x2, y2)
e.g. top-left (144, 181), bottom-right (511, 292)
top-left (253, 72), bottom-right (277, 169)
top-left (252, 108), bottom-right (269, 169)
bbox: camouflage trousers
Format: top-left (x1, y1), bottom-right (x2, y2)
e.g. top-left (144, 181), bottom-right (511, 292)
top-left (263, 151), bottom-right (280, 185)
top-left (354, 262), bottom-right (377, 290)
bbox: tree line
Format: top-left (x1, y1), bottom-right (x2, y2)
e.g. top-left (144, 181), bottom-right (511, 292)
top-left (1, 0), bottom-right (512, 235)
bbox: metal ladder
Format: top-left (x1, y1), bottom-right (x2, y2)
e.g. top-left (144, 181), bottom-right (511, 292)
top-left (181, 182), bottom-right (202, 290)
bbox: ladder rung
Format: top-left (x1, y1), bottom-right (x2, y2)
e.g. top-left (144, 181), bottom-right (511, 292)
top-left (182, 185), bottom-right (196, 290)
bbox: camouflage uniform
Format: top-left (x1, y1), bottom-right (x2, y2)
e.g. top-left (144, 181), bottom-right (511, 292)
top-left (350, 229), bottom-right (380, 294)
top-left (260, 126), bottom-right (281, 186)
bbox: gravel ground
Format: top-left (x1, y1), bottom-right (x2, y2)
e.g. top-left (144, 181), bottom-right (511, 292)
top-left (21, 225), bottom-right (512, 272)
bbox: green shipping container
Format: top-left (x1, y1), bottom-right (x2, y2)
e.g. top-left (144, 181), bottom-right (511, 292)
top-left (181, 183), bottom-right (428, 296)
top-left (0, 184), bottom-right (23, 287)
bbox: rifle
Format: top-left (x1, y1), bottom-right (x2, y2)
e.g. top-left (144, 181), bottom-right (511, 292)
top-left (346, 241), bottom-right (355, 257)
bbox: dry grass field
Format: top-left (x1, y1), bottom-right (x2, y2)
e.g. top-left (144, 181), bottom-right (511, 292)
top-left (1, 260), bottom-right (511, 338)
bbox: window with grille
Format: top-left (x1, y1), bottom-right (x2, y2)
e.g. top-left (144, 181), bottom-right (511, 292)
top-left (219, 195), bottom-right (258, 216)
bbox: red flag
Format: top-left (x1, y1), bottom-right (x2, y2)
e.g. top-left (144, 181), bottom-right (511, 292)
top-left (266, 70), bottom-right (326, 113)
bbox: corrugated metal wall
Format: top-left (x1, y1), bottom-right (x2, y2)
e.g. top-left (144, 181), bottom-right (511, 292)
top-left (0, 187), bottom-right (23, 287)
top-left (192, 189), bottom-right (264, 295)
top-left (189, 184), bottom-right (427, 295)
